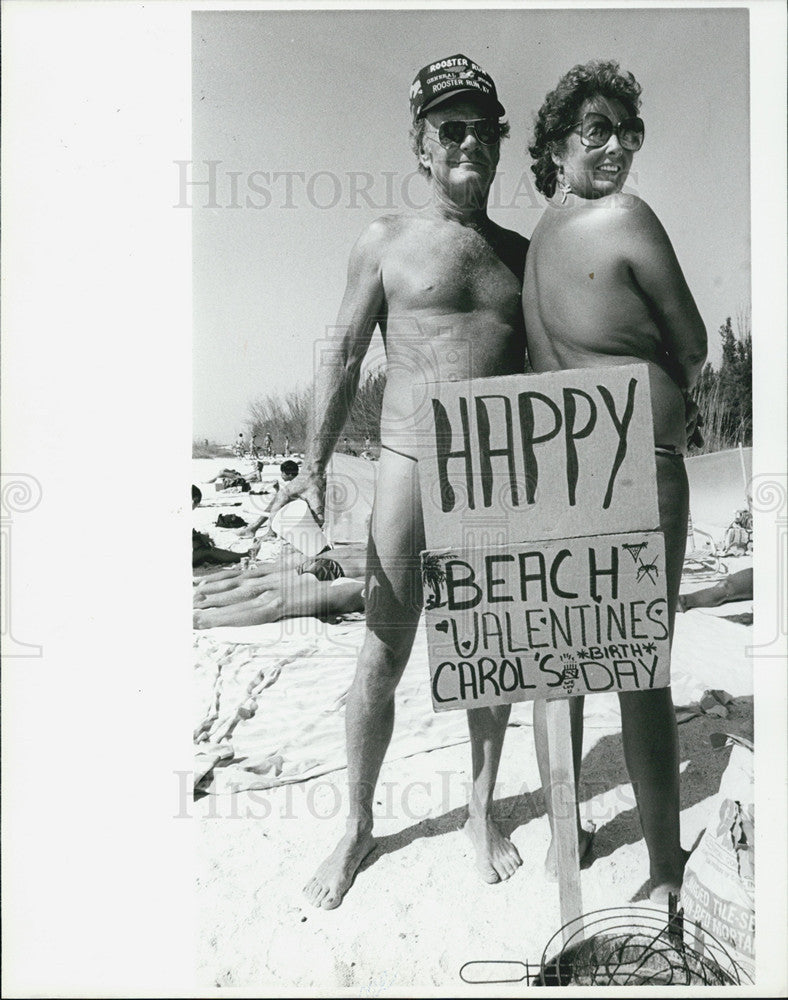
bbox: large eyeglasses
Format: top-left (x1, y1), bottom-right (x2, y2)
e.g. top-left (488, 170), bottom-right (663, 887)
top-left (426, 118), bottom-right (502, 148)
top-left (565, 112), bottom-right (645, 151)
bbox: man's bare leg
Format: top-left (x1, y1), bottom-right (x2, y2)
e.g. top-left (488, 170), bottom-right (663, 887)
top-left (533, 696), bottom-right (594, 878)
top-left (193, 574), bottom-right (364, 629)
top-left (465, 704), bottom-right (523, 882)
top-left (193, 591), bottom-right (282, 629)
top-left (304, 449), bottom-right (424, 910)
top-left (194, 574), bottom-right (246, 594)
top-left (194, 576), bottom-right (286, 608)
top-left (194, 551), bottom-right (306, 588)
top-left (678, 567), bottom-right (753, 611)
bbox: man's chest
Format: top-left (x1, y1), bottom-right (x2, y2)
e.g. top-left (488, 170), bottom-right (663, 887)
top-left (383, 237), bottom-right (521, 316)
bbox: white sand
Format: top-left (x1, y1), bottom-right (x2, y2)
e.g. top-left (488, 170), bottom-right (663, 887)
top-left (192, 456), bottom-right (756, 990)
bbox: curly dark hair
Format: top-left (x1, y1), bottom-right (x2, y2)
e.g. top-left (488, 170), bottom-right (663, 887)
top-left (410, 116), bottom-right (511, 178)
top-left (529, 60), bottom-right (642, 198)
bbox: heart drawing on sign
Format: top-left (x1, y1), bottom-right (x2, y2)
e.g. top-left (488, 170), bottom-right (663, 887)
top-left (461, 640), bottom-right (472, 651)
top-left (435, 620), bottom-right (449, 633)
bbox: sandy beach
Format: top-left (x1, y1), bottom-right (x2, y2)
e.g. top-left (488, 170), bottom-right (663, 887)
top-left (191, 452), bottom-right (756, 991)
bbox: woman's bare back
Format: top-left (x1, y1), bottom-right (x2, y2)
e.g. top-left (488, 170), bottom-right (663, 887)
top-left (524, 196), bottom-right (694, 450)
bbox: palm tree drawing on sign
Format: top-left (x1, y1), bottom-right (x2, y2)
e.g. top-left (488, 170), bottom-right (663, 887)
top-left (421, 552), bottom-right (450, 610)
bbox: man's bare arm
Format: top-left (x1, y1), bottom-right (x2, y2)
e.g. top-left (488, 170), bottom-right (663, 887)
top-left (622, 198), bottom-right (708, 389)
top-left (270, 220), bottom-right (388, 523)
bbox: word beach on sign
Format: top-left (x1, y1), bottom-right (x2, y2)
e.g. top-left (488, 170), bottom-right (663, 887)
top-left (422, 531), bottom-right (670, 710)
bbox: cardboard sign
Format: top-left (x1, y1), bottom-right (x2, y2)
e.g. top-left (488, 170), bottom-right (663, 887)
top-left (414, 365), bottom-right (659, 547)
top-left (422, 531), bottom-right (670, 711)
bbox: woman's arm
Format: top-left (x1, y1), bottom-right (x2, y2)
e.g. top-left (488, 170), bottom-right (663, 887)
top-left (620, 198), bottom-right (707, 390)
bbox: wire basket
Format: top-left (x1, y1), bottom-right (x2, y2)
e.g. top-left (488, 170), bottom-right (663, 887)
top-left (538, 905), bottom-right (751, 986)
top-left (459, 903), bottom-right (752, 987)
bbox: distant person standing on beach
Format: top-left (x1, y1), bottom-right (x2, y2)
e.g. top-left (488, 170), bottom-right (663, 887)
top-left (272, 54), bottom-right (529, 909)
top-left (264, 431), bottom-right (273, 457)
top-left (250, 435), bottom-right (263, 476)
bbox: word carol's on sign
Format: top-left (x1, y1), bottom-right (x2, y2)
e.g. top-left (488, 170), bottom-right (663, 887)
top-left (413, 365), bottom-right (658, 545)
top-left (422, 532), bottom-right (670, 710)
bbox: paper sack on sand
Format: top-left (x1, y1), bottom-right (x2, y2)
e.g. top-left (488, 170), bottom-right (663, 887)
top-left (681, 735), bottom-right (755, 982)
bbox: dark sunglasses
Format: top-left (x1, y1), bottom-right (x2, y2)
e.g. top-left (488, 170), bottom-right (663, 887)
top-left (426, 118), bottom-right (502, 148)
top-left (565, 111), bottom-right (645, 151)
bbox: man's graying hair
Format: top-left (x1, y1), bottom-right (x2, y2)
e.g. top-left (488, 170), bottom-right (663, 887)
top-left (410, 117), bottom-right (511, 178)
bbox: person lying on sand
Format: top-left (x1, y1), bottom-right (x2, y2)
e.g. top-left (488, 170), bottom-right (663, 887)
top-left (194, 549), bottom-right (305, 586)
top-left (194, 545), bottom-right (368, 595)
top-left (205, 468), bottom-right (251, 490)
top-left (192, 553), bottom-right (365, 628)
top-left (193, 484), bottom-right (251, 568)
top-left (193, 530), bottom-right (250, 569)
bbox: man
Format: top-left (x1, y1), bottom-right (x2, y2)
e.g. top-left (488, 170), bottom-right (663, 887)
top-left (240, 459), bottom-right (301, 537)
top-left (275, 55), bottom-right (529, 909)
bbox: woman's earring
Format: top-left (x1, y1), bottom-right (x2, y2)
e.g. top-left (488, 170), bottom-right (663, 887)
top-left (557, 168), bottom-right (573, 205)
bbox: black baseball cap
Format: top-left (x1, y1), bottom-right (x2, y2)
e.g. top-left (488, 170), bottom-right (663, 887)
top-left (410, 54), bottom-right (505, 121)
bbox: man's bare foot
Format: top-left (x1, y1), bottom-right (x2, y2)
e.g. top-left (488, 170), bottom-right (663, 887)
top-left (464, 815), bottom-right (522, 884)
top-left (545, 825), bottom-right (595, 881)
top-left (303, 830), bottom-right (376, 910)
top-left (649, 848), bottom-right (691, 903)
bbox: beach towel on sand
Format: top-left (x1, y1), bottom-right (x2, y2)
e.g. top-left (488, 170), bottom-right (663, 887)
top-left (193, 604), bottom-right (752, 795)
top-left (193, 621), bottom-right (480, 795)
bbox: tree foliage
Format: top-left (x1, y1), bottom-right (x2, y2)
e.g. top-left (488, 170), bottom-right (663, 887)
top-left (692, 309), bottom-right (752, 454)
top-left (247, 312), bottom-right (752, 458)
top-left (248, 367), bottom-right (387, 454)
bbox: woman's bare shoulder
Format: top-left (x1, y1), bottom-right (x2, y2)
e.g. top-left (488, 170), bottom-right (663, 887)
top-left (596, 193), bottom-right (667, 240)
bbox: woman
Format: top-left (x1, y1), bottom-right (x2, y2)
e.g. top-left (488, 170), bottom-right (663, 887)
top-left (523, 60), bottom-right (707, 901)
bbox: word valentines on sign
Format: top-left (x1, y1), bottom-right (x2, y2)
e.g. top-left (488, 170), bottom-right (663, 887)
top-left (422, 531), bottom-right (670, 711)
top-left (414, 365), bottom-right (659, 547)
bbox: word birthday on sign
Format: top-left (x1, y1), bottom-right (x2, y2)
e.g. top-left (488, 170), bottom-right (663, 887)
top-left (422, 532), bottom-right (670, 710)
top-left (414, 366), bottom-right (659, 546)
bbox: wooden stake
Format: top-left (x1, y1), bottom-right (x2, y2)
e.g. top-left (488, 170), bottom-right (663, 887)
top-left (545, 698), bottom-right (584, 944)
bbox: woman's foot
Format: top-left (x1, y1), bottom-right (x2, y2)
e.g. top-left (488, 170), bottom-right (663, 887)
top-left (649, 848), bottom-right (691, 903)
top-left (545, 824), bottom-right (596, 881)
